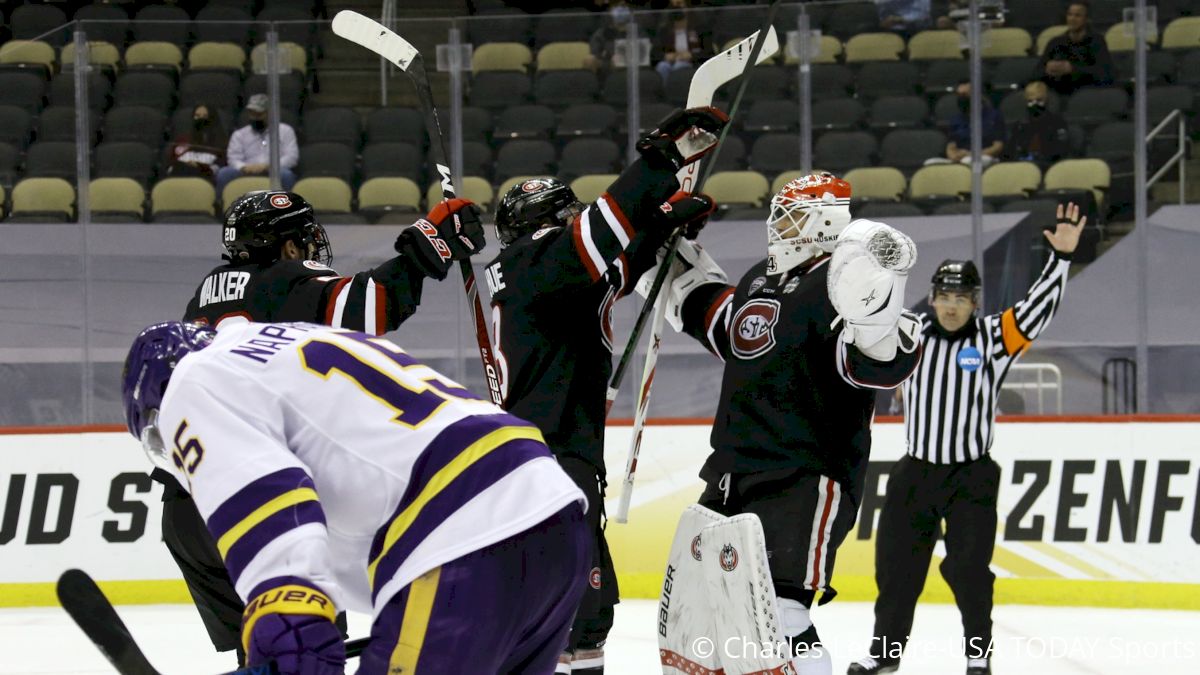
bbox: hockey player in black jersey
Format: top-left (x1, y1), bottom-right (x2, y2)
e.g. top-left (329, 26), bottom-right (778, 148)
top-left (483, 106), bottom-right (729, 675)
top-left (168, 189), bottom-right (485, 661)
top-left (653, 173), bottom-right (923, 675)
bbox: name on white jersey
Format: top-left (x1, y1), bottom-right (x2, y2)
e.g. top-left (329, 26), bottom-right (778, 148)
top-left (199, 271), bottom-right (251, 307)
top-left (232, 323), bottom-right (319, 364)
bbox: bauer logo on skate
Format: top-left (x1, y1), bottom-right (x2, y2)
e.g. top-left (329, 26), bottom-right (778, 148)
top-left (731, 299), bottom-right (780, 359)
top-left (719, 544), bottom-right (738, 571)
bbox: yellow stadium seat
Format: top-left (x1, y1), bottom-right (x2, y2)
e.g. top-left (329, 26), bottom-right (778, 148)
top-left (61, 41), bottom-right (121, 71)
top-left (472, 42), bottom-right (533, 72)
top-left (982, 161), bottom-right (1042, 198)
top-left (1043, 158), bottom-right (1110, 209)
top-left (1036, 25), bottom-right (1069, 55)
top-left (361, 177), bottom-right (422, 213)
top-left (536, 41), bottom-right (592, 71)
top-left (125, 42), bottom-right (184, 71)
top-left (188, 42), bottom-right (247, 72)
top-left (980, 27), bottom-right (1033, 58)
top-left (569, 174), bottom-right (619, 205)
top-left (702, 171), bottom-right (770, 208)
top-left (88, 178), bottom-right (145, 220)
top-left (12, 178), bottom-right (75, 220)
top-left (294, 177), bottom-right (352, 213)
top-left (909, 164), bottom-right (971, 200)
top-left (844, 167), bottom-right (907, 201)
top-left (844, 33), bottom-right (906, 62)
top-left (250, 42), bottom-right (308, 74)
top-left (1162, 16), bottom-right (1200, 49)
top-left (152, 177), bottom-right (217, 217)
top-left (0, 40), bottom-right (55, 72)
top-left (1105, 22), bottom-right (1159, 52)
top-left (907, 30), bottom-right (963, 60)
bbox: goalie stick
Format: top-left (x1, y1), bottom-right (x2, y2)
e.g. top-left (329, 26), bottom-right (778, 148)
top-left (610, 10), bottom-right (781, 524)
top-left (56, 569), bottom-right (368, 675)
top-left (331, 10), bottom-right (504, 406)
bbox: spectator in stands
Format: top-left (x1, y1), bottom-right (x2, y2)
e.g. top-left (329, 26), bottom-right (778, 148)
top-left (876, 0), bottom-right (933, 37)
top-left (1037, 0), bottom-right (1114, 97)
top-left (1006, 80), bottom-right (1070, 167)
top-left (928, 80), bottom-right (1005, 166)
top-left (164, 104), bottom-right (227, 181)
top-left (651, 0), bottom-right (712, 84)
top-left (215, 94), bottom-right (299, 195)
top-left (585, 0), bottom-right (644, 72)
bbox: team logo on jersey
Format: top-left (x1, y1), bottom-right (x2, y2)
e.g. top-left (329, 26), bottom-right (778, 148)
top-left (302, 260), bottom-right (331, 271)
top-left (957, 346), bottom-right (982, 372)
top-left (719, 544), bottom-right (739, 572)
top-left (748, 276), bottom-right (767, 295)
top-left (521, 179), bottom-right (550, 193)
top-left (269, 194), bottom-right (292, 209)
top-left (783, 276), bottom-right (801, 294)
top-left (590, 567), bottom-right (603, 589)
top-left (531, 226), bottom-right (556, 240)
top-left (731, 299), bottom-right (780, 359)
top-left (690, 534), bottom-right (703, 561)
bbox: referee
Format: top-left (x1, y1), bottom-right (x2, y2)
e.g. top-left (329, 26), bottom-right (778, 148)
top-left (849, 203), bottom-right (1086, 675)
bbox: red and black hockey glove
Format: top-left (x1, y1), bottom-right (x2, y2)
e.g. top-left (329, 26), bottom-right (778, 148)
top-left (395, 198), bottom-right (486, 281)
top-left (658, 190), bottom-right (717, 240)
top-left (636, 106), bottom-right (730, 172)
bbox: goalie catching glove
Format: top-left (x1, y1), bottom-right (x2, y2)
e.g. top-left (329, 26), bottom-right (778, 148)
top-left (636, 106), bottom-right (730, 173)
top-left (394, 197), bottom-right (486, 281)
top-left (242, 580), bottom-right (344, 675)
top-left (636, 193), bottom-right (726, 331)
top-left (828, 219), bottom-right (920, 362)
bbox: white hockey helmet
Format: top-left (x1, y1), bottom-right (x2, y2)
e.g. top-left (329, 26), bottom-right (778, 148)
top-left (766, 172), bottom-right (852, 275)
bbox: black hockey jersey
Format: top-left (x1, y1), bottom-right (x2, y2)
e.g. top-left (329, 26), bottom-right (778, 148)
top-left (484, 160), bottom-right (679, 474)
top-left (183, 257), bottom-right (425, 334)
top-left (680, 256), bottom-right (921, 504)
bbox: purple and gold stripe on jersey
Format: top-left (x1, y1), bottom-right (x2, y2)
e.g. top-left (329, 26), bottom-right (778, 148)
top-left (572, 193), bottom-right (636, 282)
top-left (366, 414), bottom-right (551, 597)
top-left (206, 467), bottom-right (326, 583)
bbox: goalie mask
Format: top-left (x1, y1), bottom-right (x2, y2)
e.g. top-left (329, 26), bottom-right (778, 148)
top-left (494, 177), bottom-right (585, 247)
top-left (222, 191), bottom-right (332, 266)
top-left (766, 172), bottom-right (852, 275)
top-left (121, 322), bottom-right (216, 471)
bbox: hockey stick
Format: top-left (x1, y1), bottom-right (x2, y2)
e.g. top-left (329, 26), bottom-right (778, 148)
top-left (332, 10), bottom-right (504, 406)
top-left (57, 569), bottom-right (368, 675)
top-left (611, 11), bottom-right (781, 524)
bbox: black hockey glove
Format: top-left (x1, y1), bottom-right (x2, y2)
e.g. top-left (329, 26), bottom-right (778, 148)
top-left (636, 106), bottom-right (730, 172)
top-left (395, 198), bottom-right (486, 281)
top-left (658, 190), bottom-right (717, 240)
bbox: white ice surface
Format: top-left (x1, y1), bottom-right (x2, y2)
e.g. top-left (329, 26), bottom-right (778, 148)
top-left (2, 600), bottom-right (1198, 674)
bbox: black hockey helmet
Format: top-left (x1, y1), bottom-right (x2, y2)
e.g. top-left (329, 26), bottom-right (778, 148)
top-left (931, 259), bottom-right (981, 298)
top-left (222, 191), bottom-right (331, 266)
top-left (494, 177), bottom-right (584, 246)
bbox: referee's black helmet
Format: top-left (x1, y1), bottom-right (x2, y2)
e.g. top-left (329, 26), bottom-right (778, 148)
top-left (931, 259), bottom-right (981, 295)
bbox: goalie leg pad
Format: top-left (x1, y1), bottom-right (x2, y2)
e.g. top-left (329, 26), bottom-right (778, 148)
top-left (660, 504), bottom-right (727, 675)
top-left (700, 514), bottom-right (795, 675)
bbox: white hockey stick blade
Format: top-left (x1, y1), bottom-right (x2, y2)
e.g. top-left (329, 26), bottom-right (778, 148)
top-left (331, 10), bottom-right (418, 72)
top-left (685, 26), bottom-right (779, 109)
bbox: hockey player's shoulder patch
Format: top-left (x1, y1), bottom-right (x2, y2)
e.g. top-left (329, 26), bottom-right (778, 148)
top-left (531, 225), bottom-right (559, 241)
top-left (302, 260), bottom-right (333, 271)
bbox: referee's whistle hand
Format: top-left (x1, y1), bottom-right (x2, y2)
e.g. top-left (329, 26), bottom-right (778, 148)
top-left (1044, 201), bottom-right (1086, 254)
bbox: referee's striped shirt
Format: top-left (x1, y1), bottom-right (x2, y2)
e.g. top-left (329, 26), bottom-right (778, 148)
top-left (901, 251), bottom-right (1071, 464)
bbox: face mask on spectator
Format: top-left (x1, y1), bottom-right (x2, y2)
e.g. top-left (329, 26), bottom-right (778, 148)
top-left (1027, 100), bottom-right (1047, 115)
top-left (250, 118), bottom-right (267, 132)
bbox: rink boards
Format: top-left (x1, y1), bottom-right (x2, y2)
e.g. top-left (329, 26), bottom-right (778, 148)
top-left (0, 420), bottom-right (1197, 609)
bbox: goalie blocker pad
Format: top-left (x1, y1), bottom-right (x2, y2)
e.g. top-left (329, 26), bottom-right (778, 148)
top-left (660, 506), bottom-right (796, 675)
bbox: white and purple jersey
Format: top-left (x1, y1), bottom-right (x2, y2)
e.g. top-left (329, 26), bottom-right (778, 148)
top-left (154, 322), bottom-right (585, 616)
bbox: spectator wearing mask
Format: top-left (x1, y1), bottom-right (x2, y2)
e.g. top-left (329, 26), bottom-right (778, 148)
top-left (215, 94), bottom-right (299, 195)
top-left (165, 104), bottom-right (227, 181)
top-left (651, 0), bottom-right (712, 84)
top-left (928, 81), bottom-right (1005, 167)
top-left (585, 0), bottom-right (644, 72)
top-left (1006, 81), bottom-right (1070, 167)
top-left (1038, 1), bottom-right (1114, 97)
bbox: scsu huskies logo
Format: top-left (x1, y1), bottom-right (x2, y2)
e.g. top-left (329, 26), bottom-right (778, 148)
top-left (731, 299), bottom-right (780, 359)
top-left (719, 544), bottom-right (739, 572)
top-left (589, 567), bottom-right (603, 589)
top-left (521, 179), bottom-right (550, 193)
top-left (690, 534), bottom-right (703, 561)
top-left (269, 194), bottom-right (291, 209)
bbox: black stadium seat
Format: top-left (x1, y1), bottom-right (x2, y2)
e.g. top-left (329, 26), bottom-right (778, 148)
top-left (361, 142), bottom-right (424, 183)
top-left (95, 142), bottom-right (158, 184)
